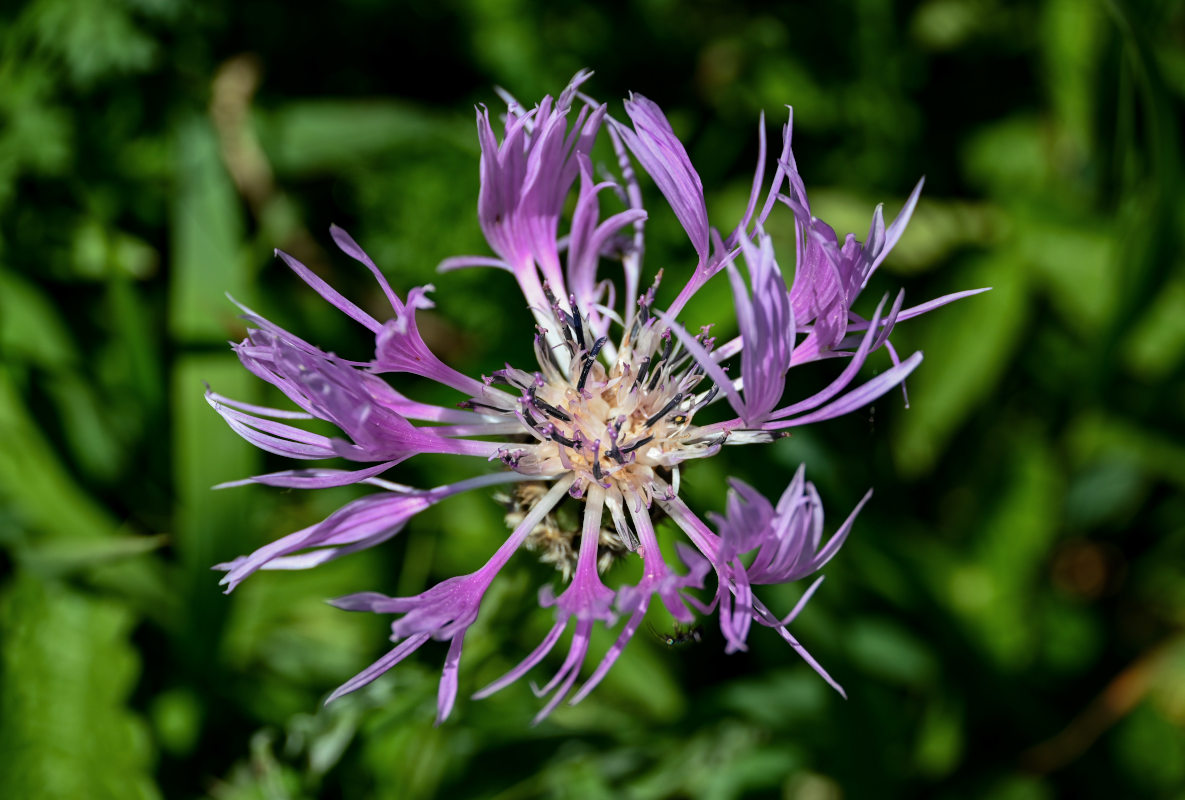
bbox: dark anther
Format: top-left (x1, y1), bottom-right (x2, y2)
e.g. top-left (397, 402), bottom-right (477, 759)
top-left (618, 435), bottom-right (654, 455)
top-left (586, 335), bottom-right (607, 362)
top-left (659, 332), bottom-right (674, 362)
top-left (576, 336), bottom-right (608, 391)
top-left (553, 309), bottom-right (577, 346)
top-left (487, 370), bottom-right (514, 388)
top-left (549, 429), bottom-right (580, 449)
top-left (520, 402), bottom-right (540, 429)
top-left (605, 417), bottom-right (626, 463)
top-left (693, 384), bottom-right (720, 410)
top-left (459, 400), bottom-right (506, 413)
top-left (527, 385), bottom-right (572, 422)
top-left (543, 283), bottom-right (578, 343)
top-left (646, 334), bottom-right (674, 392)
top-left (644, 392), bottom-right (685, 428)
top-left (632, 356), bottom-right (651, 390)
top-left (590, 439), bottom-right (605, 482)
top-left (569, 296), bottom-right (586, 348)
top-left (646, 364), bottom-right (664, 392)
top-left (537, 398), bottom-right (572, 422)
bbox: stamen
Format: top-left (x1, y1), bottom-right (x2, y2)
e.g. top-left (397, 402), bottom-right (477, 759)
top-left (459, 400), bottom-right (508, 414)
top-left (576, 336), bottom-right (608, 391)
top-left (644, 392), bottom-right (684, 428)
top-left (549, 428), bottom-right (581, 449)
top-left (528, 385), bottom-right (572, 422)
top-left (589, 439), bottom-right (609, 487)
top-left (692, 384), bottom-right (720, 410)
top-left (647, 332), bottom-right (674, 391)
top-left (542, 281), bottom-right (561, 309)
top-left (632, 356), bottom-right (651, 390)
top-left (569, 295), bottom-right (586, 349)
top-left (634, 306), bottom-right (648, 329)
top-left (519, 400), bottom-right (542, 430)
top-left (605, 416), bottom-right (626, 463)
top-left (534, 327), bottom-right (566, 373)
top-left (618, 435), bottom-right (653, 455)
top-left (544, 283), bottom-right (578, 348)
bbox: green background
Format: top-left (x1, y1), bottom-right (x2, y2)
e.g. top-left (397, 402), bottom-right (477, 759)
top-left (2, 0), bottom-right (1184, 797)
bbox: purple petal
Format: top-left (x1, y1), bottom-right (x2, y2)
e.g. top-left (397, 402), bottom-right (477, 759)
top-left (472, 620), bottom-right (566, 700)
top-left (617, 94), bottom-right (709, 263)
top-left (324, 632), bottom-right (431, 704)
top-left (435, 634), bottom-right (466, 725)
top-left (329, 224), bottom-right (402, 313)
top-left (275, 249), bottom-right (381, 333)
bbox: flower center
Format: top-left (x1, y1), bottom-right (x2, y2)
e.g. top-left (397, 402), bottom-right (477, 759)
top-left (486, 294), bottom-right (729, 505)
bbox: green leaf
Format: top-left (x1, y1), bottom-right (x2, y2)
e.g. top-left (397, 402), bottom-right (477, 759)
top-left (0, 366), bottom-right (171, 619)
top-left (43, 371), bottom-right (126, 481)
top-left (1121, 275), bottom-right (1185, 379)
top-left (361, 721), bottom-right (454, 800)
top-left (629, 722), bottom-right (802, 800)
top-left (0, 269), bottom-right (77, 368)
top-left (717, 671), bottom-right (828, 728)
top-left (27, 0), bottom-right (158, 87)
top-left (893, 252), bottom-right (1024, 476)
top-left (170, 355), bottom-right (262, 662)
top-left (948, 436), bottom-right (1062, 668)
top-left (1111, 702), bottom-right (1185, 793)
top-left (846, 617), bottom-right (938, 688)
top-left (1040, 0), bottom-right (1105, 168)
top-left (0, 68), bottom-right (73, 211)
top-left (259, 102), bottom-right (472, 176)
top-left (963, 116), bottom-right (1052, 196)
top-left (168, 117), bottom-right (251, 343)
top-left (70, 219), bottom-right (158, 281)
top-left (0, 574), bottom-right (160, 800)
top-left (205, 730), bottom-right (306, 800)
top-left (1018, 216), bottom-right (1116, 337)
top-left (18, 534), bottom-right (168, 576)
top-left (1067, 411), bottom-right (1185, 491)
top-left (913, 692), bottom-right (965, 778)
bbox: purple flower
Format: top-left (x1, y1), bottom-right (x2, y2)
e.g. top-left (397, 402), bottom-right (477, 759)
top-left (210, 72), bottom-right (982, 723)
top-left (779, 157), bottom-right (987, 367)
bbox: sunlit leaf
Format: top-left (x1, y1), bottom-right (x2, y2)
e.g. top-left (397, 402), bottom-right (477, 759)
top-left (893, 252), bottom-right (1022, 476)
top-left (0, 269), bottom-right (77, 368)
top-left (168, 117), bottom-right (252, 343)
top-left (0, 575), bottom-right (159, 800)
top-left (259, 102), bottom-right (472, 175)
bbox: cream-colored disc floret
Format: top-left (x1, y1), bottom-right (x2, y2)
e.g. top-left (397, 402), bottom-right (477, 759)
top-left (475, 296), bottom-right (733, 515)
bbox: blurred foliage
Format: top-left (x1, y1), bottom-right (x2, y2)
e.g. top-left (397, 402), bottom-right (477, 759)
top-left (1, 0), bottom-right (1184, 798)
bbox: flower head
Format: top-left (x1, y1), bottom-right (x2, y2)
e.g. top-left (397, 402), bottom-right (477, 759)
top-left (210, 73), bottom-right (983, 723)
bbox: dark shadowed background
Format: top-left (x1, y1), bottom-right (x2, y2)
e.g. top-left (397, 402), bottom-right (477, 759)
top-left (2, 0), bottom-right (1184, 798)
